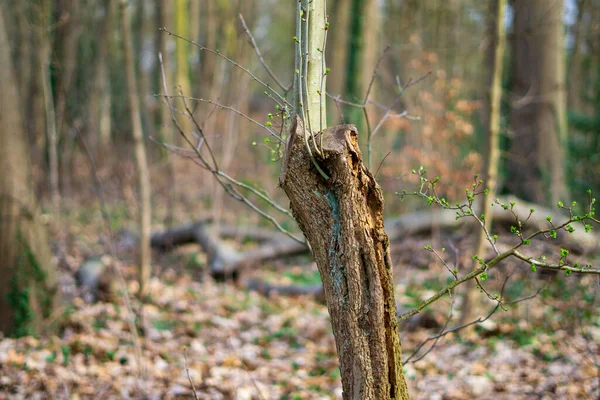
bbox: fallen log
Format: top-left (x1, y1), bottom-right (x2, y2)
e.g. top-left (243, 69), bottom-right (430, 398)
top-left (150, 221), bottom-right (290, 249)
top-left (148, 195), bottom-right (598, 278)
top-left (150, 220), bottom-right (309, 279)
top-left (150, 219), bottom-right (211, 250)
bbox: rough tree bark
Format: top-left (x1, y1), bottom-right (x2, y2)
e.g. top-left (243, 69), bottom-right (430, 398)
top-left (0, 5), bottom-right (58, 337)
top-left (120, 0), bottom-right (152, 297)
top-left (280, 117), bottom-right (409, 399)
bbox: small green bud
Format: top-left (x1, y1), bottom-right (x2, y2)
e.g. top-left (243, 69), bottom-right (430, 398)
top-left (565, 225), bottom-right (574, 233)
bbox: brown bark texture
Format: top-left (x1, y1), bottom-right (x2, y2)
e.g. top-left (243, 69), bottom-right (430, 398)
top-left (510, 0), bottom-right (569, 206)
top-left (0, 5), bottom-right (57, 336)
top-left (279, 117), bottom-right (409, 400)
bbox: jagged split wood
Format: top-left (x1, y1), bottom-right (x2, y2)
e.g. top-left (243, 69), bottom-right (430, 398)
top-left (279, 117), bottom-right (409, 399)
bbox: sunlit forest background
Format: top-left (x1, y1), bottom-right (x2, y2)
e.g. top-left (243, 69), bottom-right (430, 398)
top-left (0, 0), bottom-right (599, 399)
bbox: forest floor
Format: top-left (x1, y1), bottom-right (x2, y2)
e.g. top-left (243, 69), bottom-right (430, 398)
top-left (1, 176), bottom-right (599, 399)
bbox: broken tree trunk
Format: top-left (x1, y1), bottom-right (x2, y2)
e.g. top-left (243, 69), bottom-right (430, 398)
top-left (279, 117), bottom-right (409, 400)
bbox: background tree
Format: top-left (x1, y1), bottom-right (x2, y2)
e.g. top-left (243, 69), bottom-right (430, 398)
top-left (0, 5), bottom-right (57, 337)
top-left (508, 0), bottom-right (569, 206)
top-left (120, 0), bottom-right (152, 298)
top-left (460, 0), bottom-right (507, 328)
top-left (174, 0), bottom-right (191, 136)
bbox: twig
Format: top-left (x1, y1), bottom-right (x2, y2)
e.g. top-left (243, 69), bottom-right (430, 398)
top-left (374, 152), bottom-right (391, 179)
top-left (183, 347), bottom-right (199, 400)
top-left (239, 14), bottom-right (288, 93)
top-left (159, 27), bottom-right (291, 112)
top-left (158, 53), bottom-right (305, 244)
top-left (158, 94), bottom-right (283, 142)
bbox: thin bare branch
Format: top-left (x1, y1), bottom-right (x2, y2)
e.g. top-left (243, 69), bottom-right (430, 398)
top-left (160, 27), bottom-right (291, 112)
top-left (183, 347), bottom-right (199, 400)
top-left (239, 14), bottom-right (288, 93)
top-left (158, 53), bottom-right (304, 244)
top-left (158, 94), bottom-right (284, 143)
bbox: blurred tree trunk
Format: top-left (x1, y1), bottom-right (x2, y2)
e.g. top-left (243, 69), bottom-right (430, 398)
top-left (200, 0), bottom-right (216, 96)
top-left (88, 0), bottom-right (114, 153)
top-left (174, 0), bottom-right (191, 135)
top-left (120, 0), bottom-right (152, 297)
top-left (157, 0), bottom-right (173, 144)
top-left (345, 0), bottom-right (379, 148)
top-left (138, 0), bottom-right (157, 141)
top-left (38, 0), bottom-right (60, 213)
top-left (157, 0), bottom-right (176, 227)
top-left (567, 0), bottom-right (588, 112)
top-left (0, 5), bottom-right (58, 337)
top-left (30, 17), bottom-right (47, 156)
top-left (460, 0), bottom-right (506, 330)
top-left (53, 0), bottom-right (80, 205)
top-left (14, 3), bottom-right (32, 113)
top-left (189, 0), bottom-right (201, 92)
top-left (327, 0), bottom-right (351, 123)
top-left (283, 2), bottom-right (409, 398)
top-left (211, 0), bottom-right (245, 223)
top-left (509, 0), bottom-right (569, 206)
